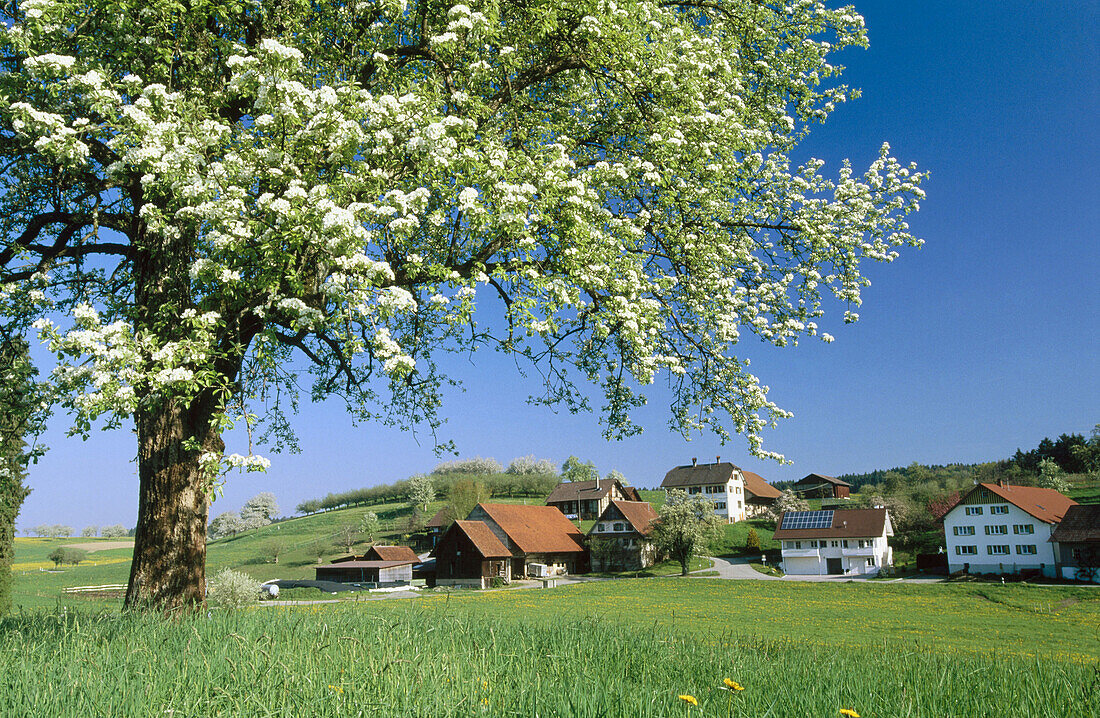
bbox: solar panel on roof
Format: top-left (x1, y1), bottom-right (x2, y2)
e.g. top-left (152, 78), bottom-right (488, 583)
top-left (780, 510), bottom-right (834, 530)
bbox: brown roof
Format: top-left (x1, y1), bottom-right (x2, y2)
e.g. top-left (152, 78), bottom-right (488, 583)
top-left (426, 508), bottom-right (450, 528)
top-left (607, 500), bottom-right (659, 536)
top-left (364, 545), bottom-right (420, 563)
top-left (315, 559), bottom-right (416, 569)
top-left (546, 479), bottom-right (622, 503)
top-left (795, 473), bottom-right (851, 487)
top-left (476, 503), bottom-right (587, 554)
top-left (742, 471), bottom-right (782, 499)
top-left (661, 461), bottom-right (741, 489)
top-left (1049, 504), bottom-right (1100, 544)
top-left (954, 483), bottom-right (1078, 525)
top-left (772, 508), bottom-right (891, 539)
top-left (452, 520), bottom-right (512, 558)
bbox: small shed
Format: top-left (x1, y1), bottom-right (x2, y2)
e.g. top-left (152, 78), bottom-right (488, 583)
top-left (363, 545), bottom-right (420, 563)
top-left (314, 559), bottom-right (415, 585)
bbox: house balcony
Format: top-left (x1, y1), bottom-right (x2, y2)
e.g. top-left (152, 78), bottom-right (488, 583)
top-left (842, 547), bottom-right (875, 557)
top-left (782, 548), bottom-right (821, 558)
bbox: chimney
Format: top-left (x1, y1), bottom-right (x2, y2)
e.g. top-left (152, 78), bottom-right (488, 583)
top-left (998, 479), bottom-right (1007, 489)
top-left (716, 455), bottom-right (721, 465)
top-left (692, 457), bottom-right (697, 467)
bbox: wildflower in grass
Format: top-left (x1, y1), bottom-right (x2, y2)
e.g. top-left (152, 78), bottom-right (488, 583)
top-left (839, 710), bottom-right (860, 717)
top-left (679, 694), bottom-right (698, 706)
top-left (328, 685), bottom-right (344, 695)
top-left (722, 678), bottom-right (744, 691)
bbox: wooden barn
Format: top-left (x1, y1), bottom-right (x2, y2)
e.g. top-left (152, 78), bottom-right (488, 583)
top-left (545, 478), bottom-right (641, 519)
top-left (431, 520), bottom-right (512, 589)
top-left (793, 473), bottom-right (851, 499)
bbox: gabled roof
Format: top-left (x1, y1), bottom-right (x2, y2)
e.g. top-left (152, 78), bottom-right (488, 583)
top-left (364, 545), bottom-right (420, 563)
top-left (772, 508), bottom-right (891, 539)
top-left (661, 461), bottom-right (741, 488)
top-left (795, 473), bottom-right (851, 487)
top-left (425, 508), bottom-right (450, 529)
top-left (475, 503), bottom-right (587, 554)
top-left (1049, 504), bottom-right (1100, 544)
top-left (546, 479), bottom-right (623, 503)
top-left (946, 483), bottom-right (1077, 525)
top-left (449, 520), bottom-right (512, 558)
top-left (596, 500), bottom-right (659, 537)
top-left (742, 471), bottom-right (782, 500)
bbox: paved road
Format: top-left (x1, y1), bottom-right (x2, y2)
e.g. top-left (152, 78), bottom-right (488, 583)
top-left (696, 556), bottom-right (782, 580)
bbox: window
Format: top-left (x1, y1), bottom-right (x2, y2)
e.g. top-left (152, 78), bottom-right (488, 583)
top-left (857, 540), bottom-right (869, 549)
top-left (965, 507), bottom-right (983, 516)
top-left (1016, 545), bottom-right (1037, 555)
top-left (613, 523), bottom-right (624, 532)
top-left (1013, 524), bottom-right (1035, 535)
top-left (990, 505), bottom-right (1009, 515)
top-left (830, 540), bottom-right (840, 547)
top-left (955, 545), bottom-right (977, 556)
top-left (984, 525), bottom-right (1008, 536)
top-left (688, 487), bottom-right (701, 494)
top-left (842, 540), bottom-right (849, 548)
top-left (794, 541), bottom-right (802, 549)
top-left (866, 557), bottom-right (876, 567)
top-left (715, 502), bottom-right (726, 510)
top-left (987, 545), bottom-right (1010, 556)
top-left (953, 526), bottom-right (975, 536)
top-left (597, 523), bottom-right (605, 532)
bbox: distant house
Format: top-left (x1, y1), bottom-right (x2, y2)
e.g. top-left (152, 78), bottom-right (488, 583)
top-left (773, 508), bottom-right (893, 576)
top-left (467, 503), bottom-right (589, 577)
top-left (741, 471), bottom-right (782, 517)
top-left (425, 508), bottom-right (450, 547)
top-left (660, 459), bottom-right (754, 523)
top-left (1049, 504), bottom-right (1100, 582)
top-left (546, 478), bottom-right (641, 519)
top-left (315, 559), bottom-right (416, 585)
top-left (792, 474), bottom-right (851, 499)
top-left (587, 500), bottom-right (660, 571)
top-left (941, 481), bottom-right (1077, 577)
top-left (431, 520), bottom-right (513, 589)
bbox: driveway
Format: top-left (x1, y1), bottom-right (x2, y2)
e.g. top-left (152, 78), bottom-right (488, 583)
top-left (696, 556), bottom-right (782, 580)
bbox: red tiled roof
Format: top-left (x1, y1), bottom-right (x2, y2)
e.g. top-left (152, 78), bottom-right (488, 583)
top-left (426, 508), bottom-right (450, 528)
top-left (969, 483), bottom-right (1077, 525)
top-left (607, 500), bottom-right (659, 536)
top-left (742, 471), bottom-right (782, 499)
top-left (476, 503), bottom-right (587, 554)
top-left (452, 520), bottom-right (512, 558)
top-left (1049, 504), bottom-right (1100, 543)
top-left (772, 508), bottom-right (890, 539)
top-left (365, 545), bottom-right (420, 563)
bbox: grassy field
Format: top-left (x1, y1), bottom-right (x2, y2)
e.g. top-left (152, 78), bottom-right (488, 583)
top-left (0, 585), bottom-right (1096, 717)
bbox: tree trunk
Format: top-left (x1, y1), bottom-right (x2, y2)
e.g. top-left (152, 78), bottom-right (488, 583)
top-left (124, 393), bottom-right (223, 611)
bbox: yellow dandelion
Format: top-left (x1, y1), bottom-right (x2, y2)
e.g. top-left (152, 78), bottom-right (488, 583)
top-left (839, 710), bottom-right (860, 717)
top-left (678, 694), bottom-right (698, 706)
top-left (723, 678), bottom-right (744, 691)
top-left (328, 685), bottom-right (344, 695)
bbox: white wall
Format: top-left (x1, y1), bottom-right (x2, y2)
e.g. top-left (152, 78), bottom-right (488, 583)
top-left (943, 501), bottom-right (1056, 576)
top-left (676, 473), bottom-right (747, 522)
top-left (780, 535), bottom-right (892, 576)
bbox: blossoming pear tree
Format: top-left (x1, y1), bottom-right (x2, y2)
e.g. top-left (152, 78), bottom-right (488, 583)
top-left (0, 0), bottom-right (925, 609)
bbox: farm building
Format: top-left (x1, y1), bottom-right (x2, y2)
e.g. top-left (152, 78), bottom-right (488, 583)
top-left (425, 508), bottom-right (450, 546)
top-left (314, 559), bottom-right (416, 585)
top-left (792, 474), bottom-right (851, 499)
top-left (431, 519), bottom-right (513, 589)
top-left (363, 545), bottom-right (420, 563)
top-left (1050, 504), bottom-right (1100, 582)
top-left (660, 459), bottom-right (753, 522)
top-left (466, 503), bottom-right (589, 576)
top-left (941, 481), bottom-right (1076, 577)
top-left (546, 478), bottom-right (641, 519)
top-left (741, 470), bottom-right (782, 517)
top-left (773, 508), bottom-right (893, 576)
top-left (587, 500), bottom-right (660, 571)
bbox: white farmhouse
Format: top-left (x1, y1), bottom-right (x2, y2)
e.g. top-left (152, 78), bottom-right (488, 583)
top-left (942, 481), bottom-right (1076, 577)
top-left (661, 459), bottom-right (779, 523)
top-left (773, 508), bottom-right (893, 576)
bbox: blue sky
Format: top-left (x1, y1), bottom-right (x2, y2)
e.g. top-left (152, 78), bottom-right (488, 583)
top-left (18, 2), bottom-right (1100, 530)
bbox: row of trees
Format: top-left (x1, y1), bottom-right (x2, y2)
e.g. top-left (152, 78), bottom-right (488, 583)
top-left (208, 493), bottom-right (280, 540)
top-left (27, 523), bottom-right (129, 538)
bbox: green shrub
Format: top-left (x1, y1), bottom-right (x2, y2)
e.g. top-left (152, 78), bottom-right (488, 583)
top-left (745, 528), bottom-right (760, 551)
top-left (206, 568), bottom-right (260, 609)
